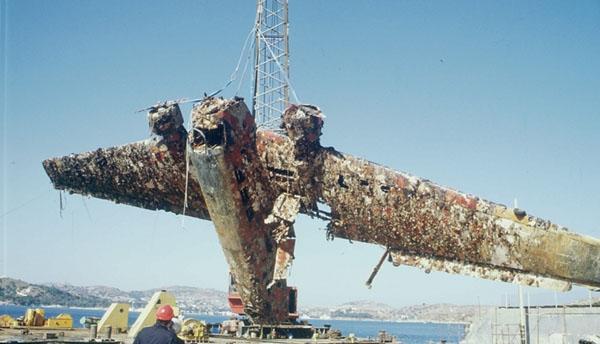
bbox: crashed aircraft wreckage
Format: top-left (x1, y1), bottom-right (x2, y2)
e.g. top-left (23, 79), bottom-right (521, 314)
top-left (43, 97), bottom-right (600, 324)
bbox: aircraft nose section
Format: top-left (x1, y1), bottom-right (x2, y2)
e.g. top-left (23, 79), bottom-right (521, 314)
top-left (186, 97), bottom-right (292, 324)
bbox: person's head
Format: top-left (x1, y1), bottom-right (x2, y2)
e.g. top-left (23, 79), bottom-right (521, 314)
top-left (156, 305), bottom-right (174, 325)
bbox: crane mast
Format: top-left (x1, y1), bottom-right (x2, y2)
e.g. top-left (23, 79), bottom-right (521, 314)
top-left (253, 0), bottom-right (290, 130)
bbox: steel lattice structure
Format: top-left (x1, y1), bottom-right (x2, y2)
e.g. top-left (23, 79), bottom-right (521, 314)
top-left (253, 0), bottom-right (289, 130)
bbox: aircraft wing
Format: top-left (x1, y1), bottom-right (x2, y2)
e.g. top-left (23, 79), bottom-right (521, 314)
top-left (316, 149), bottom-right (600, 291)
top-left (257, 103), bottom-right (600, 291)
top-left (43, 139), bottom-right (210, 220)
top-left (255, 131), bottom-right (599, 291)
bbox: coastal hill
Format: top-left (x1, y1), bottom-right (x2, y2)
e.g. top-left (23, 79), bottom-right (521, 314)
top-left (2, 277), bottom-right (489, 322)
top-left (45, 283), bottom-right (230, 314)
top-left (301, 300), bottom-right (485, 323)
top-left (0, 277), bottom-right (107, 307)
top-left (0, 277), bottom-right (229, 314)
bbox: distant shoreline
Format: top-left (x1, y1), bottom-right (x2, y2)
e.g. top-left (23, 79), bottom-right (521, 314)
top-left (1, 303), bottom-right (469, 325)
top-left (302, 316), bottom-right (470, 325)
top-left (0, 304), bottom-right (107, 311)
top-left (43, 305), bottom-right (107, 311)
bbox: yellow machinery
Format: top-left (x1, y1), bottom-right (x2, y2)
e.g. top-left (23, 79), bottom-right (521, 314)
top-left (45, 313), bottom-right (73, 328)
top-left (0, 308), bottom-right (72, 329)
top-left (0, 315), bottom-right (17, 328)
top-left (128, 290), bottom-right (178, 338)
top-left (178, 319), bottom-right (209, 343)
top-left (23, 308), bottom-right (45, 326)
top-left (98, 303), bottom-right (130, 334)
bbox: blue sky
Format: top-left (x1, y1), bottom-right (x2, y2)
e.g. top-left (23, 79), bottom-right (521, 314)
top-left (1, 0), bottom-right (599, 308)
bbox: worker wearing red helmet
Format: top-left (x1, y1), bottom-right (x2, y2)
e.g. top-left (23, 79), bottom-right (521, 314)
top-left (133, 305), bottom-right (184, 344)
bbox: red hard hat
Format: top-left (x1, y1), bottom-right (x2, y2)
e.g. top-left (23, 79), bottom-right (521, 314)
top-left (156, 305), bottom-right (174, 321)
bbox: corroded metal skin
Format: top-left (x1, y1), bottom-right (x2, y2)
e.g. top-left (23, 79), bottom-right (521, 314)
top-left (43, 98), bottom-right (600, 324)
top-left (317, 149), bottom-right (600, 289)
top-left (186, 98), bottom-right (290, 324)
top-left (43, 104), bottom-right (209, 220)
top-left (389, 251), bottom-right (572, 291)
top-left (259, 104), bottom-right (600, 291)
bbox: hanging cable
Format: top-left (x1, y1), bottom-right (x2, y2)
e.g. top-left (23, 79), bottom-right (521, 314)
top-left (208, 23), bottom-right (258, 98)
top-left (181, 108), bottom-right (194, 230)
top-left (59, 191), bottom-right (64, 218)
top-left (179, 14), bottom-right (263, 229)
top-left (235, 38), bottom-right (256, 96)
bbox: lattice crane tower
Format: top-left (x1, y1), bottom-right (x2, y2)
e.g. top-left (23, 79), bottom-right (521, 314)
top-left (253, 0), bottom-right (290, 129)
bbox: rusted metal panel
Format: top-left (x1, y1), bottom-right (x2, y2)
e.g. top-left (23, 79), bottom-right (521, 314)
top-left (273, 237), bottom-right (296, 281)
top-left (317, 148), bottom-right (600, 288)
top-left (390, 251), bottom-right (572, 292)
top-left (266, 193), bottom-right (300, 281)
top-left (43, 104), bottom-right (209, 219)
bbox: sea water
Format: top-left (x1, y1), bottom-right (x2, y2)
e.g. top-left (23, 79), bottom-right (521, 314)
top-left (0, 305), bottom-right (465, 344)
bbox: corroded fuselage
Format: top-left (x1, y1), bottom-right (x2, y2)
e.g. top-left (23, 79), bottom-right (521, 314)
top-left (186, 98), bottom-right (291, 323)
